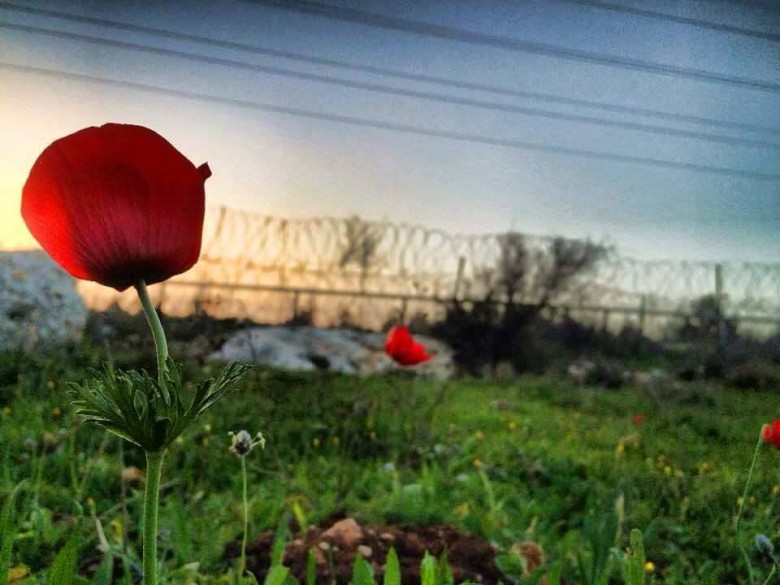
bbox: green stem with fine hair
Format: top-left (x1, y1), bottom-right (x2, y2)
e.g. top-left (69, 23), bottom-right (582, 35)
top-left (135, 279), bottom-right (169, 384)
top-left (736, 425), bottom-right (766, 531)
top-left (143, 450), bottom-right (165, 585)
top-left (135, 279), bottom-right (171, 585)
top-left (240, 455), bottom-right (249, 576)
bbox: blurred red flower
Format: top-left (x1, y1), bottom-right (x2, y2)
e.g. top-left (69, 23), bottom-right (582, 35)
top-left (22, 123), bottom-right (211, 291)
top-left (385, 326), bottom-right (432, 366)
top-left (763, 420), bottom-right (780, 448)
top-left (631, 414), bottom-right (645, 426)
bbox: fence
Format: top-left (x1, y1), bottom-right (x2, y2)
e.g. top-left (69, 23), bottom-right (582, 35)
top-left (78, 206), bottom-right (780, 339)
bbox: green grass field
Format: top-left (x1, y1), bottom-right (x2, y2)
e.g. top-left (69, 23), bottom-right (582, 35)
top-left (0, 343), bottom-right (777, 584)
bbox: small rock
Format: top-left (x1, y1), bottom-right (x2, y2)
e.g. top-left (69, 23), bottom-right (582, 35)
top-left (357, 545), bottom-right (372, 558)
top-left (379, 532), bottom-right (395, 543)
top-left (312, 545), bottom-right (326, 565)
top-left (121, 467), bottom-right (145, 484)
top-left (321, 518), bottom-right (362, 549)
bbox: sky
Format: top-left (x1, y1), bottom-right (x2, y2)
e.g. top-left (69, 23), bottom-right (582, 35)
top-left (0, 0), bottom-right (778, 262)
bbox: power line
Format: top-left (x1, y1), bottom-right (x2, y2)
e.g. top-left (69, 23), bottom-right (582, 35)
top-left (557, 0), bottom-right (780, 42)
top-left (244, 0), bottom-right (780, 93)
top-left (1, 2), bottom-right (777, 137)
top-left (3, 61), bottom-right (779, 182)
top-left (712, 0), bottom-right (780, 14)
top-left (5, 21), bottom-right (779, 151)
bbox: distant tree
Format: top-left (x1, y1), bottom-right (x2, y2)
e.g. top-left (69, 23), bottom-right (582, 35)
top-left (677, 294), bottom-right (736, 342)
top-left (338, 215), bottom-right (384, 289)
top-left (434, 233), bottom-right (608, 375)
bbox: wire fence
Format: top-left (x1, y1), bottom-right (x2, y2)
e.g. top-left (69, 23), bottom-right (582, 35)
top-left (79, 206), bottom-right (780, 338)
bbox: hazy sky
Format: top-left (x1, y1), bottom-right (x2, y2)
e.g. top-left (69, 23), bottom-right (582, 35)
top-left (1, 0), bottom-right (778, 261)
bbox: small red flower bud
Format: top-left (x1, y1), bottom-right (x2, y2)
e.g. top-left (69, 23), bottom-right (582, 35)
top-left (22, 123), bottom-right (209, 291)
top-left (385, 325), bottom-right (432, 366)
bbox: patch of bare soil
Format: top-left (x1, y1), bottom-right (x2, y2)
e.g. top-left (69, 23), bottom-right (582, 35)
top-left (224, 516), bottom-right (509, 584)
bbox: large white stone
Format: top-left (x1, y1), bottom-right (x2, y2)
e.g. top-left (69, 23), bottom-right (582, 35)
top-left (0, 251), bottom-right (88, 351)
top-left (209, 326), bottom-right (453, 378)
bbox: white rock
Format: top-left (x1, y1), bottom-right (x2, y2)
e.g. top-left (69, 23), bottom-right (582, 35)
top-left (0, 251), bottom-right (87, 351)
top-left (208, 326), bottom-right (454, 378)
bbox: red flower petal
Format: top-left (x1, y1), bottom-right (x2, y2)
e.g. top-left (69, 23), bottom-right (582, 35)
top-left (21, 123), bottom-right (209, 291)
top-left (385, 326), bottom-right (432, 366)
top-left (764, 420), bottom-right (780, 449)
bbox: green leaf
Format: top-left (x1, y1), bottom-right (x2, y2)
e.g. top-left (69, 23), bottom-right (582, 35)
top-left (420, 552), bottom-right (437, 585)
top-left (263, 565), bottom-right (289, 585)
top-left (241, 572), bottom-right (261, 585)
top-left (67, 360), bottom-right (249, 452)
top-left (0, 480), bottom-right (26, 585)
top-left (437, 552), bottom-right (453, 585)
top-left (352, 555), bottom-right (375, 585)
top-left (383, 548), bottom-right (400, 585)
top-left (188, 362), bottom-right (252, 417)
top-left (90, 550), bottom-right (114, 585)
top-left (271, 512), bottom-right (292, 567)
top-left (625, 529), bottom-right (646, 585)
top-left (48, 537), bottom-right (78, 585)
top-left (546, 562), bottom-right (563, 585)
top-left (306, 548), bottom-right (317, 585)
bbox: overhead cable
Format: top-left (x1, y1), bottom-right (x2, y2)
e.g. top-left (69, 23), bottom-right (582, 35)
top-left (4, 21), bottom-right (779, 150)
top-left (1, 1), bottom-right (777, 136)
top-left (243, 0), bottom-right (780, 93)
top-left (3, 62), bottom-right (779, 182)
top-left (558, 0), bottom-right (780, 42)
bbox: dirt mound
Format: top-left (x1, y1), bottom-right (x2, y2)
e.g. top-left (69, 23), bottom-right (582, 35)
top-left (224, 517), bottom-right (508, 584)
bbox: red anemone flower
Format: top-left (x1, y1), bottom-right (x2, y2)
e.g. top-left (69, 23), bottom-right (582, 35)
top-left (21, 123), bottom-right (211, 291)
top-left (763, 420), bottom-right (780, 449)
top-left (385, 325), bottom-right (432, 366)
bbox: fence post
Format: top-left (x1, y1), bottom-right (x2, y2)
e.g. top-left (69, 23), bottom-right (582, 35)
top-left (400, 297), bottom-right (408, 324)
top-left (291, 290), bottom-right (300, 321)
top-left (638, 295), bottom-right (647, 335)
top-left (714, 263), bottom-right (727, 346)
top-left (453, 256), bottom-right (466, 300)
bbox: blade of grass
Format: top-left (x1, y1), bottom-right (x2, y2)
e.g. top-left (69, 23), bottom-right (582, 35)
top-left (383, 548), bottom-right (400, 585)
top-left (352, 555), bottom-right (375, 585)
top-left (48, 537), bottom-right (78, 585)
top-left (0, 480), bottom-right (27, 585)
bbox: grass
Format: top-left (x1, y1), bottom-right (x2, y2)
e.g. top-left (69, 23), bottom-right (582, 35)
top-left (0, 342), bottom-right (778, 583)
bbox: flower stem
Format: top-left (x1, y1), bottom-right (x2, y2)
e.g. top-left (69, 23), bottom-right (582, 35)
top-left (143, 450), bottom-right (165, 585)
top-left (240, 454), bottom-right (249, 575)
top-left (735, 425), bottom-right (766, 584)
top-left (135, 279), bottom-right (169, 384)
top-left (135, 280), bottom-right (170, 585)
top-left (761, 565), bottom-right (777, 585)
top-left (735, 425), bottom-right (765, 531)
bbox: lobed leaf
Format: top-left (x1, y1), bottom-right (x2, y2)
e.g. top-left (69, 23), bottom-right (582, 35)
top-left (69, 361), bottom-right (250, 452)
